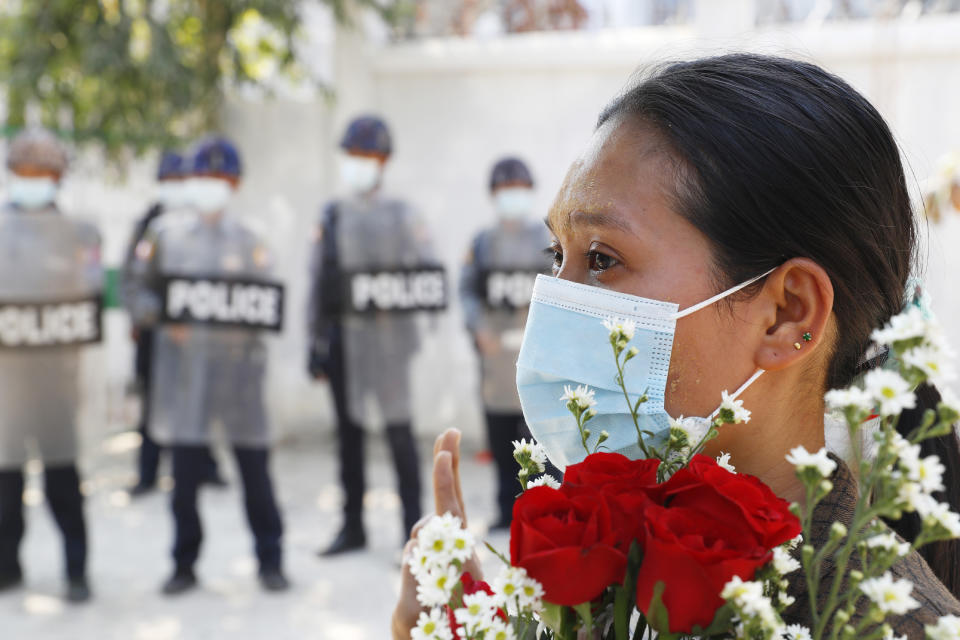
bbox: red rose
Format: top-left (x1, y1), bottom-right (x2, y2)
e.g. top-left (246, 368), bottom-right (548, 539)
top-left (563, 453), bottom-right (663, 547)
top-left (562, 453), bottom-right (660, 492)
top-left (665, 455), bottom-right (801, 548)
top-left (510, 485), bottom-right (628, 606)
top-left (635, 503), bottom-right (771, 633)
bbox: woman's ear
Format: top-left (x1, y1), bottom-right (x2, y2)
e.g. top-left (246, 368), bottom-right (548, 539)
top-left (753, 258), bottom-right (834, 372)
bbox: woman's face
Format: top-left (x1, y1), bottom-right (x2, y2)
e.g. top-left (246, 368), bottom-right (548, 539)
top-left (546, 116), bottom-right (763, 433)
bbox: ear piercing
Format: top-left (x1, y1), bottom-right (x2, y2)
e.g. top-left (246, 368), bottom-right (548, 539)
top-left (794, 332), bottom-right (814, 350)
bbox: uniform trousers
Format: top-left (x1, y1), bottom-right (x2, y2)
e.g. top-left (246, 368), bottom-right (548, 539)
top-left (0, 464), bottom-right (86, 579)
top-left (485, 412), bottom-right (562, 524)
top-left (328, 335), bottom-right (422, 536)
top-left (170, 445), bottom-right (282, 572)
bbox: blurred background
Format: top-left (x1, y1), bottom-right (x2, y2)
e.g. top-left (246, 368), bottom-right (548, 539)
top-left (1, 0), bottom-right (960, 638)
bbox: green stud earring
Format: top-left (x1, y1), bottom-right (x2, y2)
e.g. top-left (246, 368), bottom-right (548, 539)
top-left (802, 332), bottom-right (813, 342)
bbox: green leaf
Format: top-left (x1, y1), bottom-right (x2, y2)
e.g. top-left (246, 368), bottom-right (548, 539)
top-left (689, 602), bottom-right (737, 636)
top-left (573, 602), bottom-right (594, 633)
top-left (484, 541), bottom-right (510, 566)
top-left (540, 602), bottom-right (565, 635)
top-left (642, 581), bottom-right (679, 639)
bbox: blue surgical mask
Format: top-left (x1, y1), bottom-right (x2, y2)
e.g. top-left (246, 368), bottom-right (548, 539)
top-left (516, 271), bottom-right (772, 470)
top-left (7, 175), bottom-right (58, 210)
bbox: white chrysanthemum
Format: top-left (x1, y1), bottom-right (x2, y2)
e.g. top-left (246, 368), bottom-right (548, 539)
top-left (864, 532), bottom-right (911, 557)
top-left (722, 575), bottom-right (765, 606)
top-left (493, 566), bottom-right (543, 615)
top-left (903, 345), bottom-right (957, 385)
top-left (864, 370), bottom-right (916, 417)
top-left (559, 384), bottom-right (597, 411)
top-left (783, 534), bottom-right (803, 551)
top-left (454, 591), bottom-right (500, 637)
top-left (871, 306), bottom-right (928, 346)
top-left (890, 433), bottom-right (921, 464)
top-left (939, 387), bottom-right (960, 415)
top-left (411, 609), bottom-right (454, 640)
top-left (921, 501), bottom-right (960, 538)
top-left (824, 387), bottom-right (874, 412)
top-left (899, 480), bottom-right (937, 515)
top-left (484, 618), bottom-right (516, 640)
top-left (603, 317), bottom-right (636, 341)
top-left (416, 564), bottom-right (462, 608)
top-left (786, 445), bottom-right (837, 478)
top-left (720, 391), bottom-right (752, 424)
top-left (717, 451), bottom-right (736, 473)
top-left (512, 438), bottom-right (547, 473)
top-left (778, 591), bottom-right (797, 608)
top-left (926, 615), bottom-right (960, 640)
top-left (526, 475), bottom-right (560, 490)
top-left (859, 573), bottom-right (920, 615)
top-left (783, 624), bottom-right (812, 640)
top-left (418, 513), bottom-right (469, 566)
top-left (772, 547), bottom-right (801, 575)
top-left (518, 574), bottom-right (545, 613)
top-left (900, 453), bottom-right (946, 495)
top-left (408, 546), bottom-right (433, 579)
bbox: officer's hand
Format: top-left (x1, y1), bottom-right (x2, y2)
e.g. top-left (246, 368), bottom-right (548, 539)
top-left (130, 327), bottom-right (140, 342)
top-left (475, 329), bottom-right (500, 357)
top-left (167, 324), bottom-right (190, 344)
top-left (392, 428), bottom-right (479, 640)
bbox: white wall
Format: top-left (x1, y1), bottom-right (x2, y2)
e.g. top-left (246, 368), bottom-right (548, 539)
top-left (24, 7), bottom-right (960, 445)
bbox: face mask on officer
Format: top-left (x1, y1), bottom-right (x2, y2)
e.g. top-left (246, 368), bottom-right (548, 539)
top-left (340, 153), bottom-right (383, 195)
top-left (7, 173), bottom-right (59, 210)
top-left (494, 186), bottom-right (535, 221)
top-left (156, 180), bottom-right (188, 210)
top-left (187, 176), bottom-right (233, 215)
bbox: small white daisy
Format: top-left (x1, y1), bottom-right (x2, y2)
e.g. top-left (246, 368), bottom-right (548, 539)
top-left (859, 573), bottom-right (920, 615)
top-left (786, 445), bottom-right (837, 478)
top-left (863, 369), bottom-right (916, 417)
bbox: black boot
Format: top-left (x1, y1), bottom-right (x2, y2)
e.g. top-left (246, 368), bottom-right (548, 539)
top-left (0, 569), bottom-right (23, 593)
top-left (259, 566), bottom-right (290, 592)
top-left (161, 567), bottom-right (198, 595)
top-left (66, 576), bottom-right (91, 603)
top-left (318, 521), bottom-right (366, 557)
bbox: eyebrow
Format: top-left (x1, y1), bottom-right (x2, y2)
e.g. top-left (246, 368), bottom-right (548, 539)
top-left (546, 209), bottom-right (636, 237)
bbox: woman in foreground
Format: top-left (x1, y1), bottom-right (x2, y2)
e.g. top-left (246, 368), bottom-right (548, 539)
top-left (393, 53), bottom-right (960, 638)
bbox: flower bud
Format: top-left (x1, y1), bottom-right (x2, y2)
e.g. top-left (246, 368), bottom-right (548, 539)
top-left (835, 610), bottom-right (850, 625)
top-left (830, 522), bottom-right (848, 540)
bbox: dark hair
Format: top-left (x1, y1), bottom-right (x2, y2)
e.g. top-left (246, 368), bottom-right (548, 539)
top-left (597, 53), bottom-right (960, 597)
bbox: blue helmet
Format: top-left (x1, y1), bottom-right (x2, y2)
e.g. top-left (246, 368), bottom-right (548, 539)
top-left (189, 136), bottom-right (242, 178)
top-left (340, 115), bottom-right (392, 156)
top-left (489, 157), bottom-right (534, 192)
top-left (157, 151), bottom-right (184, 180)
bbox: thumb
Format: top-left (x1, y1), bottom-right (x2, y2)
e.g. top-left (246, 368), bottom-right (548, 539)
top-left (433, 450), bottom-right (465, 524)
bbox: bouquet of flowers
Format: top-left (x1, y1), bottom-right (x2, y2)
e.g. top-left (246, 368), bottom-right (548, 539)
top-left (407, 305), bottom-right (960, 640)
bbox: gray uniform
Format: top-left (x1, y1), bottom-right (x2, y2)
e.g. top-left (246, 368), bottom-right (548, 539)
top-left (460, 221), bottom-right (550, 413)
top-left (307, 196), bottom-right (437, 426)
top-left (127, 213), bottom-right (274, 447)
top-left (0, 204), bottom-right (102, 468)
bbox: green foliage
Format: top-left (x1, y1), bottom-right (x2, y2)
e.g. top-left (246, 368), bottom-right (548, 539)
top-left (0, 0), bottom-right (406, 155)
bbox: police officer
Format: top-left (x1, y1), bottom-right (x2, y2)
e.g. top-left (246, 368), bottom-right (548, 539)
top-left (0, 128), bottom-right (101, 602)
top-left (121, 151), bottom-right (223, 496)
top-left (308, 116), bottom-right (439, 555)
top-left (460, 157), bottom-right (559, 529)
top-left (127, 137), bottom-right (288, 594)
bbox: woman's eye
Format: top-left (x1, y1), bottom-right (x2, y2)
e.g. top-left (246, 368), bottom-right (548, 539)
top-left (545, 246), bottom-right (563, 270)
top-left (588, 250), bottom-right (618, 272)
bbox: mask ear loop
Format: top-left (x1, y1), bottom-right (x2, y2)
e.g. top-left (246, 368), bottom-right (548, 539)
top-left (671, 267), bottom-right (777, 320)
top-left (708, 369), bottom-right (766, 420)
